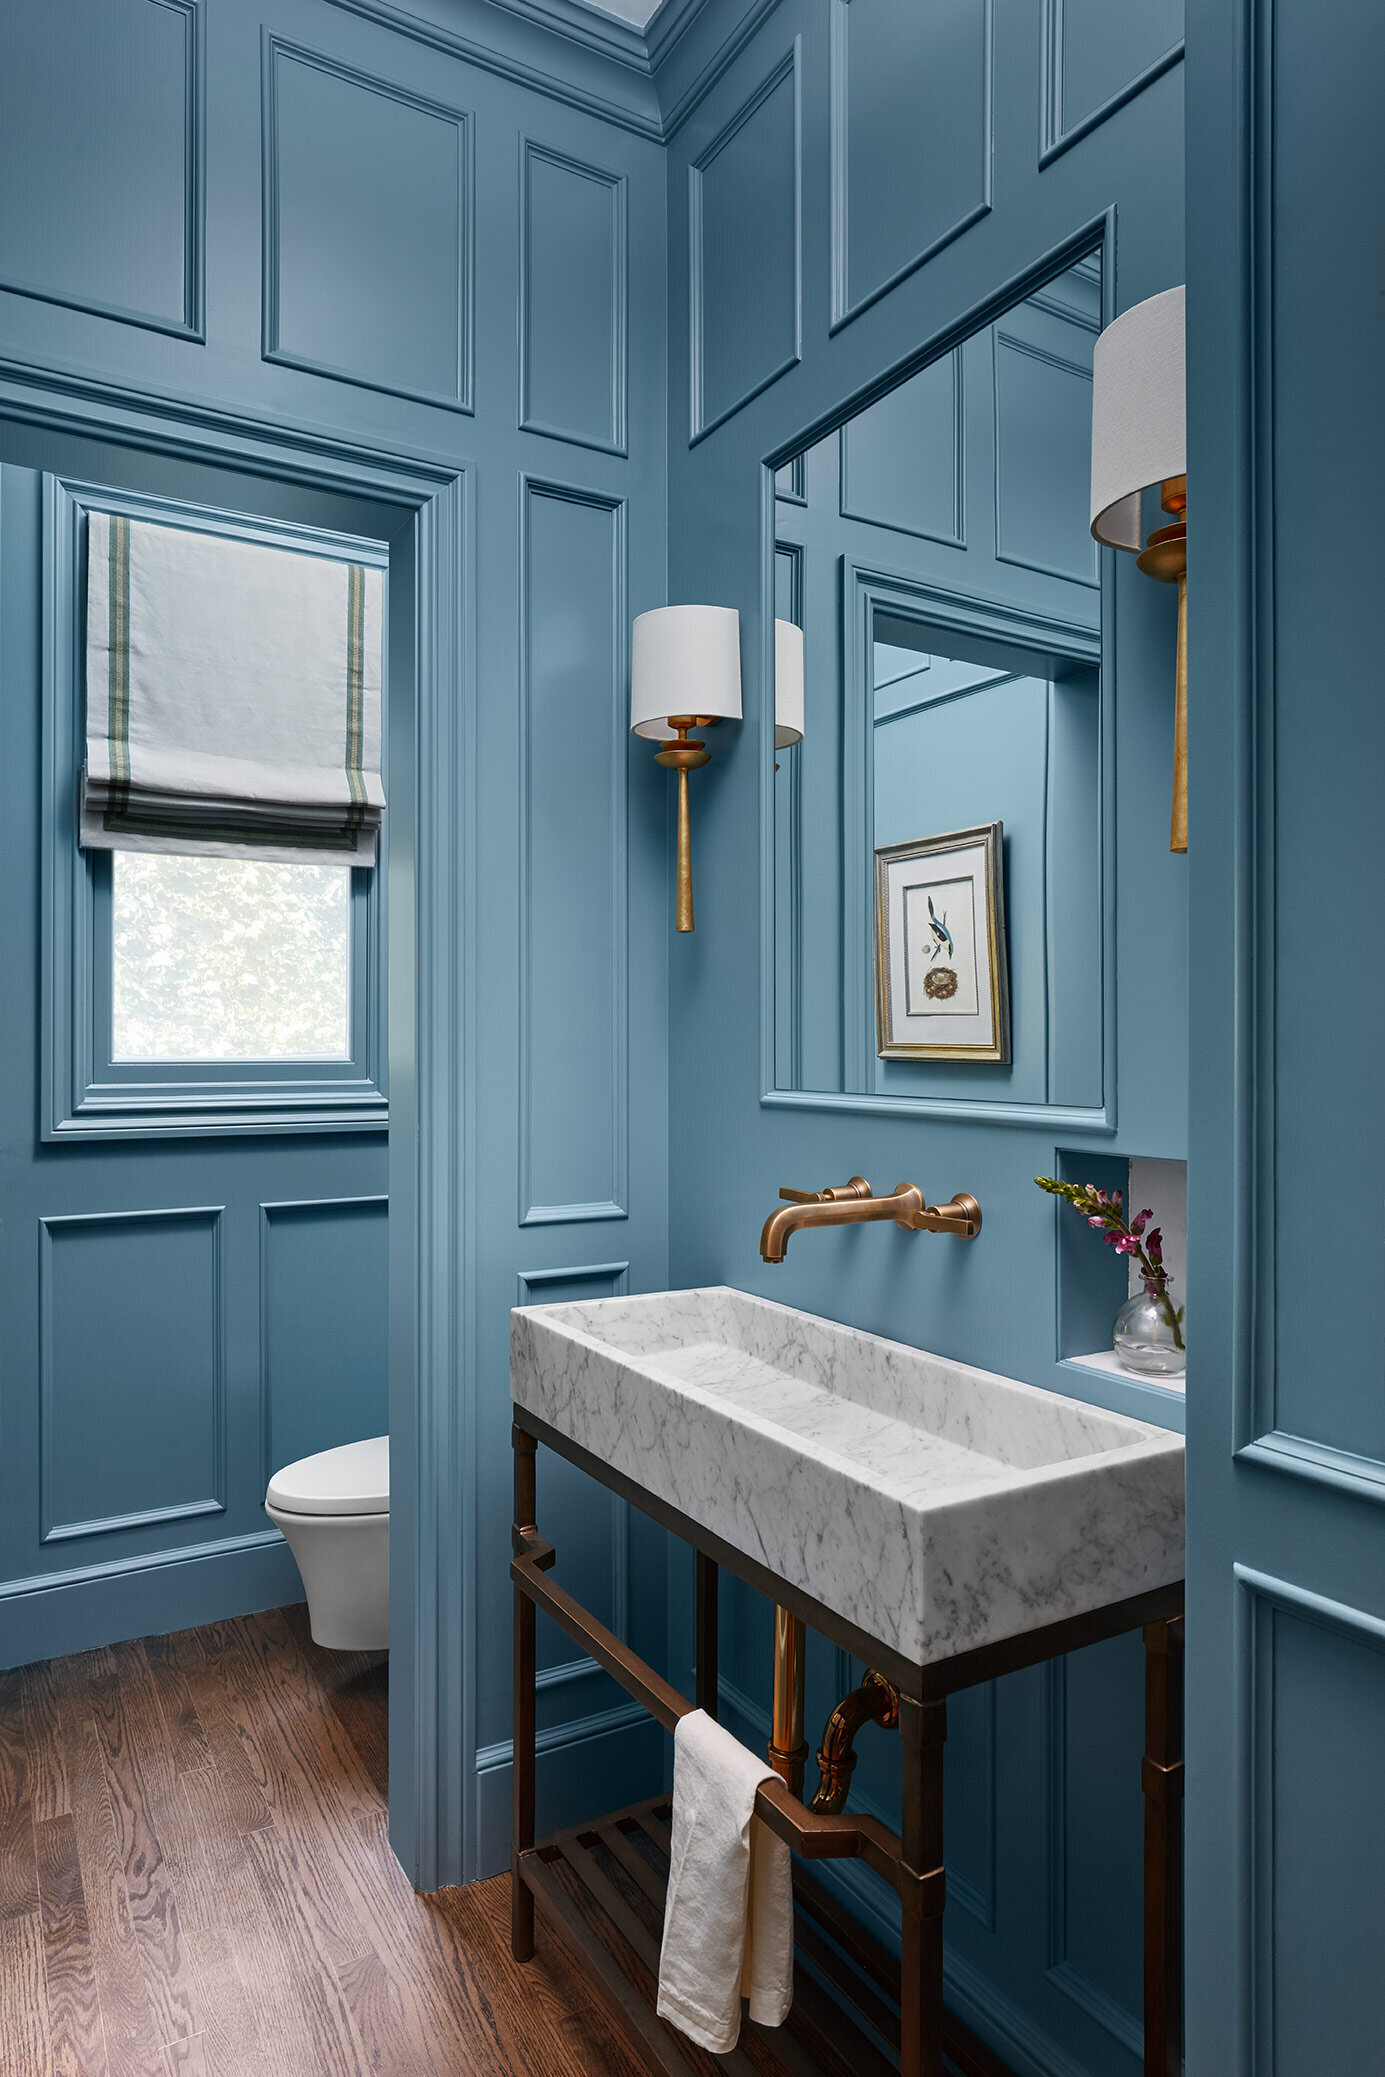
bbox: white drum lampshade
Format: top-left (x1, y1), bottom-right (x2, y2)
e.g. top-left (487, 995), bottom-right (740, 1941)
top-left (1089, 283), bottom-right (1189, 852)
top-left (774, 619), bottom-right (804, 750)
top-left (630, 604), bottom-right (742, 932)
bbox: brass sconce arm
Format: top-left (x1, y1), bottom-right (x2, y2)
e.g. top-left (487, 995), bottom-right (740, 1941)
top-left (759, 1178), bottom-right (981, 1261)
top-left (653, 715), bottom-right (717, 934)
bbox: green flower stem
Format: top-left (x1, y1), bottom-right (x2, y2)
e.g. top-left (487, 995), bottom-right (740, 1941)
top-left (1035, 1175), bottom-right (1185, 1353)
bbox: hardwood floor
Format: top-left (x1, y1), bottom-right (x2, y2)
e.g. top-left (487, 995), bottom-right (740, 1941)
top-left (0, 1605), bottom-right (648, 2077)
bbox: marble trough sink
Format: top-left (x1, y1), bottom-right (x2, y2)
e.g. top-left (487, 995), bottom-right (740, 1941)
top-left (510, 1286), bottom-right (1184, 1668)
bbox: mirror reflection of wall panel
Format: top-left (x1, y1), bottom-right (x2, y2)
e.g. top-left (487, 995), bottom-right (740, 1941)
top-left (773, 543), bottom-right (803, 1090)
top-left (771, 250), bottom-right (1106, 1118)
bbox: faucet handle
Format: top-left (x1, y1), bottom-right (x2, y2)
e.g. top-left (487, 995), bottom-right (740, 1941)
top-left (778, 1177), bottom-right (873, 1205)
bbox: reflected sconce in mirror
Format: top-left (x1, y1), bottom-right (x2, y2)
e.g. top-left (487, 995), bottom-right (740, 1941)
top-left (631, 604), bottom-right (741, 933)
top-left (774, 618), bottom-right (805, 756)
top-left (1090, 283), bottom-right (1188, 852)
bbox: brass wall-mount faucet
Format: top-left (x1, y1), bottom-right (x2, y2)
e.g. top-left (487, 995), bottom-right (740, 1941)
top-left (759, 1176), bottom-right (981, 1262)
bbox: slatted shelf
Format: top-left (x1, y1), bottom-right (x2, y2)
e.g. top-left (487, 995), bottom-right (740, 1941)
top-left (517, 1797), bottom-right (1019, 2077)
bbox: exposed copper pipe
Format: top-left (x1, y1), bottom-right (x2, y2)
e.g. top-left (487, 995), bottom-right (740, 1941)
top-left (810, 1670), bottom-right (901, 1816)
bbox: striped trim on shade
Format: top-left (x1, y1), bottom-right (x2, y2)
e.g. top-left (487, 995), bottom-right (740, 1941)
top-left (82, 512), bottom-right (385, 867)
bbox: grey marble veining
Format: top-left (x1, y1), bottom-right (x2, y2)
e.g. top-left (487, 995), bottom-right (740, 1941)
top-left (510, 1286), bottom-right (1184, 1668)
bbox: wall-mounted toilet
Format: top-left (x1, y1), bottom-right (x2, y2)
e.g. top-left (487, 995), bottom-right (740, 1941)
top-left (265, 1436), bottom-right (389, 1651)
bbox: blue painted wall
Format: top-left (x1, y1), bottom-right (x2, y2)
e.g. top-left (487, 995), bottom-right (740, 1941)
top-left (1184, 0), bottom-right (1385, 2068)
top-left (0, 0), bottom-right (670, 1892)
top-left (658, 2), bottom-right (1186, 2071)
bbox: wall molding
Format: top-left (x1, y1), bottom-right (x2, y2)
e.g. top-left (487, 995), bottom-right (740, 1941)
top-left (322, 0), bottom-right (665, 139)
top-left (0, 1525), bottom-right (300, 1671)
top-left (1042, 1658), bottom-right (1143, 2055)
top-left (260, 1195), bottom-right (390, 1493)
top-left (0, 0), bottom-right (205, 342)
top-left (839, 347), bottom-right (966, 549)
top-left (1038, 1), bottom-right (1184, 170)
top-left (517, 477), bottom-right (630, 1228)
top-left (991, 329), bottom-right (1098, 589)
top-left (657, 0), bottom-right (784, 139)
top-left (475, 1694), bottom-right (649, 1774)
top-left (261, 33), bottom-right (476, 415)
top-left (519, 138), bottom-right (629, 456)
top-left (688, 40), bottom-right (801, 443)
top-left (828, 0), bottom-right (993, 334)
top-left (38, 1206), bottom-right (227, 1545)
top-left (1236, 1567), bottom-right (1385, 2076)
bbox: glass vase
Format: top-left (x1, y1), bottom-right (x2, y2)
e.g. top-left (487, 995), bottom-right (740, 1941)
top-left (1113, 1284), bottom-right (1186, 1377)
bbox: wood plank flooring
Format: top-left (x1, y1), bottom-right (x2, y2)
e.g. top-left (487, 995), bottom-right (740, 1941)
top-left (0, 1605), bottom-right (648, 2077)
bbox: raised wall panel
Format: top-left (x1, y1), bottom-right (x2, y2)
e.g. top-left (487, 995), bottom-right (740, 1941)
top-left (521, 143), bottom-right (627, 455)
top-left (840, 353), bottom-right (963, 545)
top-left (519, 483), bottom-right (627, 1224)
top-left (40, 1209), bottom-right (223, 1541)
top-left (262, 1198), bottom-right (388, 1480)
top-left (830, 0), bottom-right (990, 328)
top-left (1041, 0), bottom-right (1184, 164)
top-left (1044, 1639), bottom-right (1145, 2052)
top-left (0, 0), bottom-right (201, 336)
top-left (263, 39), bottom-right (473, 411)
top-left (1243, 1575), bottom-right (1385, 2073)
top-left (690, 50), bottom-right (800, 439)
top-left (993, 332), bottom-right (1097, 587)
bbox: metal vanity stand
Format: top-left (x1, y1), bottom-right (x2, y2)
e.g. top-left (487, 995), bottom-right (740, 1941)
top-left (511, 1414), bottom-right (1184, 2077)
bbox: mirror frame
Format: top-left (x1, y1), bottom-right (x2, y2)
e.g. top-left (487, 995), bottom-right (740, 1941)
top-left (757, 215), bottom-right (1119, 1134)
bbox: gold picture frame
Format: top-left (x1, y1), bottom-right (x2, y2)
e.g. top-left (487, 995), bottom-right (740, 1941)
top-left (874, 822), bottom-right (1010, 1062)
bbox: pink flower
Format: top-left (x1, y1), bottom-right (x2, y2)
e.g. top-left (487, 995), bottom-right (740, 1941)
top-left (1147, 1227), bottom-right (1164, 1262)
top-left (1088, 1215), bottom-right (1106, 1229)
top-left (1130, 1209), bottom-right (1150, 1237)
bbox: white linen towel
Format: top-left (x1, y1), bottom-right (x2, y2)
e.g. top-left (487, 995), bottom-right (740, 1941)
top-left (656, 1709), bottom-right (794, 2053)
top-left (82, 511), bottom-right (385, 865)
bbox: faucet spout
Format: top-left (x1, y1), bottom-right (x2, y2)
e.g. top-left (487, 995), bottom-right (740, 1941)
top-left (759, 1179), bottom-right (981, 1261)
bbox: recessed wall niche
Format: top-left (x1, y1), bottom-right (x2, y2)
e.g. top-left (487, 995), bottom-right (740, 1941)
top-left (1054, 1150), bottom-right (1187, 1395)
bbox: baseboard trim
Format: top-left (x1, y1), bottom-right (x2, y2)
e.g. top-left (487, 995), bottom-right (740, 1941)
top-left (0, 1527), bottom-right (303, 1669)
top-left (474, 1696), bottom-right (664, 1880)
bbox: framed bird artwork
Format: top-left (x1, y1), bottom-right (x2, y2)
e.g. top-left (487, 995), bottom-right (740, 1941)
top-left (873, 822), bottom-right (1010, 1062)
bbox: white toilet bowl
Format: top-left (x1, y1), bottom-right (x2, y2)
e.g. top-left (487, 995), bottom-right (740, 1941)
top-left (265, 1436), bottom-right (389, 1651)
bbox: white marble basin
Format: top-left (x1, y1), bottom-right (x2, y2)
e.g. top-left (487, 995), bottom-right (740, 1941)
top-left (510, 1286), bottom-right (1184, 1668)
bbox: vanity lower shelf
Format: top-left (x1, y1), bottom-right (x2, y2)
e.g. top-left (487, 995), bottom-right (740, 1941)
top-left (518, 1795), bottom-right (1013, 2077)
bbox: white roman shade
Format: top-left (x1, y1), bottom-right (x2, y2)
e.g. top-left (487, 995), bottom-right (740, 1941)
top-left (82, 513), bottom-right (385, 866)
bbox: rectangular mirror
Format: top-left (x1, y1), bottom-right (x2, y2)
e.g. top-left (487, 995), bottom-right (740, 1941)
top-left (770, 250), bottom-right (1107, 1118)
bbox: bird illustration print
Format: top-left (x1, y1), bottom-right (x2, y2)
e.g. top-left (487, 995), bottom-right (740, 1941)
top-left (923, 894), bottom-right (960, 1001)
top-left (926, 895), bottom-right (953, 960)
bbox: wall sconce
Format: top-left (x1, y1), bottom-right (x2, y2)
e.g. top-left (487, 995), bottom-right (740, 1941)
top-left (1090, 283), bottom-right (1188, 852)
top-left (631, 604), bottom-right (741, 933)
top-left (774, 619), bottom-right (804, 760)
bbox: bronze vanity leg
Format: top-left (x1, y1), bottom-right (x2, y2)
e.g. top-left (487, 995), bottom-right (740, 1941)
top-left (1142, 1616), bottom-right (1185, 2077)
top-left (899, 1694), bottom-right (948, 2077)
top-left (512, 1425), bottom-right (538, 1963)
top-left (695, 1552), bottom-right (719, 1718)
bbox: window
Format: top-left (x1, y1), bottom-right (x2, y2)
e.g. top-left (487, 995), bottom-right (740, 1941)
top-left (45, 475), bottom-right (388, 1138)
top-left (111, 855), bottom-right (352, 1063)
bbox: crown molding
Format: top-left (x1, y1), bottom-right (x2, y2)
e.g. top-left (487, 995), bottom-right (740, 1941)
top-left (322, 0), bottom-right (664, 135)
top-left (318, 0), bottom-right (783, 141)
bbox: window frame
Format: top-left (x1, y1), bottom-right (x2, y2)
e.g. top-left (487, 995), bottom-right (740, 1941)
top-left (43, 476), bottom-right (389, 1139)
